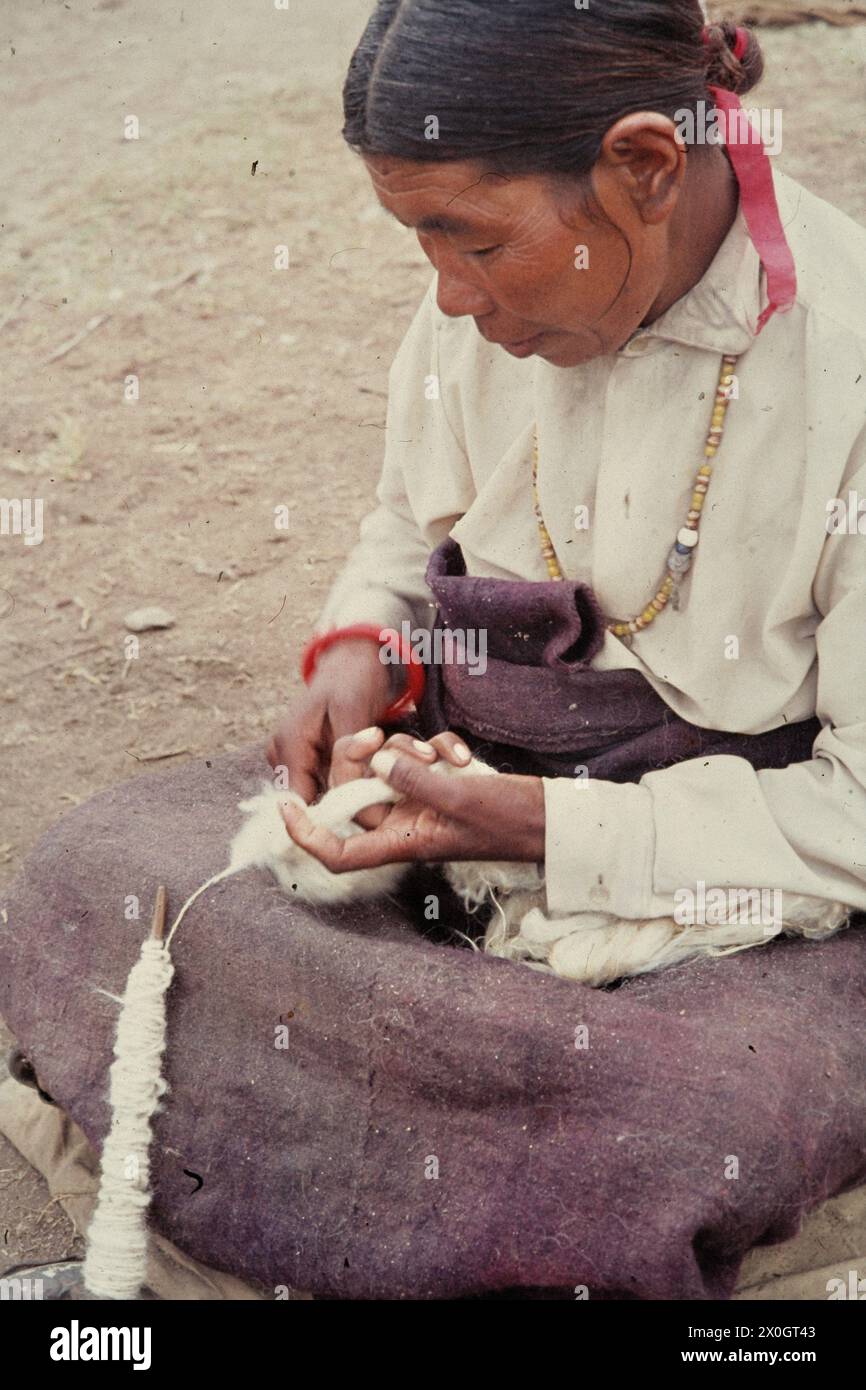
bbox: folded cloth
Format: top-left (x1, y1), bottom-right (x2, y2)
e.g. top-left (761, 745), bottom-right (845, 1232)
top-left (415, 537), bottom-right (820, 778)
top-left (1, 745), bottom-right (865, 1299)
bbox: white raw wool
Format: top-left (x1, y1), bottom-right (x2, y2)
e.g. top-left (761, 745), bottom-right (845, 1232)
top-left (231, 754), bottom-right (851, 988)
top-left (230, 780), bottom-right (407, 903)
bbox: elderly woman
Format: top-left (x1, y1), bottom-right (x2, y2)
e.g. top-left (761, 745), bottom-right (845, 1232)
top-left (270, 0), bottom-right (866, 960)
top-left (3, 0), bottom-right (866, 1304)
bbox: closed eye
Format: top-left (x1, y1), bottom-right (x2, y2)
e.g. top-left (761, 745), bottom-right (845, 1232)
top-left (467, 245), bottom-right (502, 260)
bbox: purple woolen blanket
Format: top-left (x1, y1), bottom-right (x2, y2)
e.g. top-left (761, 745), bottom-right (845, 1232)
top-left (1, 743), bottom-right (866, 1300)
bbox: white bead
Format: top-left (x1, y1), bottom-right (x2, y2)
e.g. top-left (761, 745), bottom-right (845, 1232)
top-left (677, 527), bottom-right (699, 548)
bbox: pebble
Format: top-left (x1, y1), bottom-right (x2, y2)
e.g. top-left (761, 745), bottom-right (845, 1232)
top-left (123, 607), bottom-right (176, 633)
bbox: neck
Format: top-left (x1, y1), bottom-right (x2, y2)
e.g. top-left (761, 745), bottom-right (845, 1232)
top-left (642, 149), bottom-right (740, 326)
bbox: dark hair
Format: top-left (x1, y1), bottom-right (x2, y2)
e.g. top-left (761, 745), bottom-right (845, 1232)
top-left (343, 1), bottom-right (764, 177)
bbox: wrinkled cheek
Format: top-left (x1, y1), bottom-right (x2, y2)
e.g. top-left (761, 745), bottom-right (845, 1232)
top-left (530, 267), bottom-right (621, 334)
top-left (573, 275), bottom-right (650, 343)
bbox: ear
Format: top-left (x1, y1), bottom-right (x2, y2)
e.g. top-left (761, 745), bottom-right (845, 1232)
top-left (594, 112), bottom-right (686, 225)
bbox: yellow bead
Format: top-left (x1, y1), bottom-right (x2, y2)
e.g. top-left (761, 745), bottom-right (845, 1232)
top-left (691, 493), bottom-right (705, 511)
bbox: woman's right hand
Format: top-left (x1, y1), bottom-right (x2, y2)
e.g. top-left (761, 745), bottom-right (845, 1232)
top-left (266, 638), bottom-right (399, 804)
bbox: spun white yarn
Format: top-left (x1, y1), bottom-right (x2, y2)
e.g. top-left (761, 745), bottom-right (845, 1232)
top-left (83, 938), bottom-right (174, 1300)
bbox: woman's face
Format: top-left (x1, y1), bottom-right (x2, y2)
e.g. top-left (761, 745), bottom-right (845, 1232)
top-left (362, 147), bottom-right (683, 368)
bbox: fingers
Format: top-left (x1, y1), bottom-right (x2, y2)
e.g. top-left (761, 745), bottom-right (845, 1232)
top-left (266, 738), bottom-right (316, 805)
top-left (426, 732), bottom-right (473, 768)
top-left (369, 747), bottom-right (464, 816)
top-left (328, 728), bottom-right (472, 786)
top-left (266, 711), bottom-right (325, 805)
top-left (280, 800), bottom-right (416, 874)
top-left (329, 726), bottom-right (389, 828)
top-left (310, 724), bottom-right (477, 836)
top-left (331, 729), bottom-right (439, 829)
top-left (328, 726), bottom-right (386, 788)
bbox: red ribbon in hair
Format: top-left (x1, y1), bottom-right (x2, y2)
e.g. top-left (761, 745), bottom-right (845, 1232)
top-left (703, 25), bottom-right (797, 333)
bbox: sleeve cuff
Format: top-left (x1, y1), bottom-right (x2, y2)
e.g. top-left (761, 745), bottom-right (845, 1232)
top-left (313, 590), bottom-right (433, 639)
top-left (541, 776), bottom-right (658, 918)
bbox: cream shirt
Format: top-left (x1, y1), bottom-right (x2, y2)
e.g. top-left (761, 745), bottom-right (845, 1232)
top-left (315, 169), bottom-right (866, 921)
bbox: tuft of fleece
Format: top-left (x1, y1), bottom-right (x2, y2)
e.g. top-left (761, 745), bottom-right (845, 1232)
top-left (229, 780), bottom-right (407, 905)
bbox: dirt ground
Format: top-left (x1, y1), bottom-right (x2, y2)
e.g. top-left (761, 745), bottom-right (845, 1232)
top-left (1, 0), bottom-right (865, 1286)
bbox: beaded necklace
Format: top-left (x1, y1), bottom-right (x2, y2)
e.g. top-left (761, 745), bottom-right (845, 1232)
top-left (531, 352), bottom-right (739, 639)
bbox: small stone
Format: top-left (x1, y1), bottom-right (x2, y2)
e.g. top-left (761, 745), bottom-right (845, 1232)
top-left (123, 607), bottom-right (176, 633)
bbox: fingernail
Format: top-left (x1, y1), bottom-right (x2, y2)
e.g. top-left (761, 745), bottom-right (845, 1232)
top-left (453, 742), bottom-right (471, 763)
top-left (370, 749), bottom-right (398, 779)
top-left (354, 726), bottom-right (382, 742)
top-left (412, 739), bottom-right (435, 755)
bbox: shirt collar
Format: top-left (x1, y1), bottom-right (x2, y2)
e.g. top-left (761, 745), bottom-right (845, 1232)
top-left (618, 166), bottom-right (797, 359)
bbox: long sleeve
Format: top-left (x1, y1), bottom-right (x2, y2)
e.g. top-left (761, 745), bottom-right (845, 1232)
top-left (542, 424), bottom-right (866, 920)
top-left (313, 281), bottom-right (468, 639)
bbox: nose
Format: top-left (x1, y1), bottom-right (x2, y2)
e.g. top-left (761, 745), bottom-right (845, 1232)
top-left (435, 270), bottom-right (493, 320)
top-left (420, 237), bottom-right (494, 320)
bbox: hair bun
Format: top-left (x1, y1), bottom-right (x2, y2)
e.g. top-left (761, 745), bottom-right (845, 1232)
top-left (704, 21), bottom-right (764, 96)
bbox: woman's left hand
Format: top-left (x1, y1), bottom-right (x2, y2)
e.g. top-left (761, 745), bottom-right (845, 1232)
top-left (279, 732), bottom-right (546, 873)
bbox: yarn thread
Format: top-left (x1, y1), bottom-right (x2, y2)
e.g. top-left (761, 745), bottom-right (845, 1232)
top-left (82, 936), bottom-right (174, 1299)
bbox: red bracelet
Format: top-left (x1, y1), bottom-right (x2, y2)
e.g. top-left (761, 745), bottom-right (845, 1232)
top-left (300, 623), bottom-right (426, 724)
